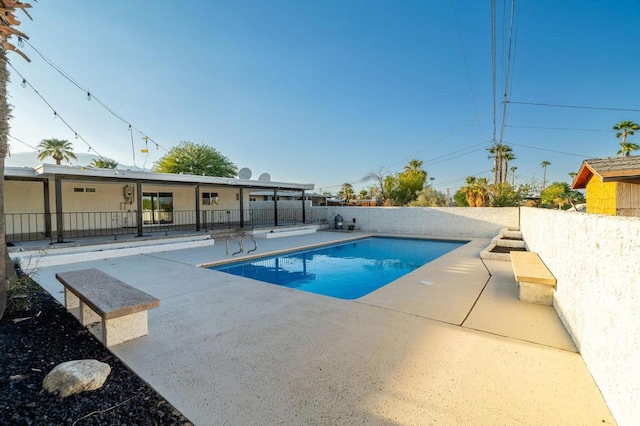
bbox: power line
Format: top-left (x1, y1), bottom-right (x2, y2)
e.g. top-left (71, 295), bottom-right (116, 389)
top-left (17, 37), bottom-right (171, 160)
top-left (9, 63), bottom-right (105, 159)
top-left (507, 141), bottom-right (592, 158)
top-left (507, 100), bottom-right (640, 113)
top-left (451, 0), bottom-right (483, 136)
top-left (506, 124), bottom-right (609, 132)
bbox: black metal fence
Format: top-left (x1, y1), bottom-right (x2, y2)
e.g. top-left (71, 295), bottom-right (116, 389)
top-left (5, 208), bottom-right (314, 243)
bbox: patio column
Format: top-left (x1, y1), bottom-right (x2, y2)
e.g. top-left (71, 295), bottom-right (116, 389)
top-left (301, 190), bottom-right (306, 224)
top-left (136, 181), bottom-right (143, 237)
top-left (54, 176), bottom-right (64, 243)
top-left (273, 189), bottom-right (278, 227)
top-left (239, 187), bottom-right (244, 228)
top-left (43, 178), bottom-right (51, 238)
top-left (195, 185), bottom-right (201, 231)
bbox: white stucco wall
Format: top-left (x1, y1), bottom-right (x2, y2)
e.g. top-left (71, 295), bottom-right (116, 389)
top-left (312, 206), bottom-right (520, 238)
top-left (520, 207), bottom-right (639, 426)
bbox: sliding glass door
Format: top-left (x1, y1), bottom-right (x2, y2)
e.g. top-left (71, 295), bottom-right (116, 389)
top-left (142, 192), bottom-right (173, 224)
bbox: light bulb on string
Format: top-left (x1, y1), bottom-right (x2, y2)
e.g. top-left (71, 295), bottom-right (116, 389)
top-left (86, 92), bottom-right (91, 101)
top-left (53, 111), bottom-right (57, 119)
top-left (74, 133), bottom-right (78, 139)
top-left (17, 37), bottom-right (24, 48)
top-left (21, 79), bottom-right (26, 88)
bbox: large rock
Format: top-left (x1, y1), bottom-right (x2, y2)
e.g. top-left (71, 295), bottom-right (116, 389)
top-left (43, 359), bottom-right (111, 397)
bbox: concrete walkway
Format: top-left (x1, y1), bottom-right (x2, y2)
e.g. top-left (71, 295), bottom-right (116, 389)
top-left (30, 232), bottom-right (615, 425)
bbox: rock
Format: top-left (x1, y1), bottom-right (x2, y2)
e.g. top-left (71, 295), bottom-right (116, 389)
top-left (42, 359), bottom-right (111, 398)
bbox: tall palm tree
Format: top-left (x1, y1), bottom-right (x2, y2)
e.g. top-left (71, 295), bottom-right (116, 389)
top-left (37, 138), bottom-right (77, 165)
top-left (617, 142), bottom-right (640, 157)
top-left (339, 182), bottom-right (354, 203)
top-left (404, 158), bottom-right (424, 173)
top-left (541, 160), bottom-right (551, 189)
top-left (613, 120), bottom-right (639, 145)
top-left (510, 166), bottom-right (518, 185)
top-left (488, 144), bottom-right (513, 185)
top-left (503, 151), bottom-right (515, 184)
top-left (90, 158), bottom-right (118, 169)
top-left (1, 1), bottom-right (33, 319)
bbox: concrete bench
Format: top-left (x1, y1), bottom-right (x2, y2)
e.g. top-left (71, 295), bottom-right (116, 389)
top-left (510, 251), bottom-right (557, 305)
top-left (55, 268), bottom-right (160, 347)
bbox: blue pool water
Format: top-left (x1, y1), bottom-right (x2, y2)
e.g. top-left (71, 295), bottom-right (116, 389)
top-left (210, 237), bottom-right (467, 299)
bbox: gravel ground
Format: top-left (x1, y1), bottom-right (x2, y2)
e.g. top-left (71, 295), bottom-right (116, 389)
top-left (0, 280), bottom-right (193, 425)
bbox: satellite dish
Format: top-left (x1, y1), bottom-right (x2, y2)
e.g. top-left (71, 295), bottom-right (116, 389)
top-left (258, 172), bottom-right (271, 182)
top-left (238, 167), bottom-right (252, 180)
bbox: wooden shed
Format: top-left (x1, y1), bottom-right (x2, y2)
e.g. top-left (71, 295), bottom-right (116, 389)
top-left (572, 156), bottom-right (640, 216)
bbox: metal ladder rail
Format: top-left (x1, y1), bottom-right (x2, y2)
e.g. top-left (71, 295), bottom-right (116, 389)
top-left (226, 234), bottom-right (244, 256)
top-left (245, 234), bottom-right (258, 254)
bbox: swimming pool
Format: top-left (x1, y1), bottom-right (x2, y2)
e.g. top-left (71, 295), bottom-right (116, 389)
top-left (210, 237), bottom-right (467, 299)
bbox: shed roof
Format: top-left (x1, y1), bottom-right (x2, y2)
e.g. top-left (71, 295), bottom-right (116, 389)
top-left (572, 156), bottom-right (640, 189)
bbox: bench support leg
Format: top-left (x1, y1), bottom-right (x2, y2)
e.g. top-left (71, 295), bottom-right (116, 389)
top-left (79, 302), bottom-right (102, 326)
top-left (103, 311), bottom-right (149, 347)
top-left (64, 288), bottom-right (79, 310)
top-left (519, 281), bottom-right (554, 305)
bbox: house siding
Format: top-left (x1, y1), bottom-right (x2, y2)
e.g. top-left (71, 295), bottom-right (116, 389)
top-left (616, 181), bottom-right (640, 217)
top-left (585, 178), bottom-right (617, 215)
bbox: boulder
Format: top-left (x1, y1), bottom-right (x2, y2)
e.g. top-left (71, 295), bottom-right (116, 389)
top-left (43, 359), bottom-right (111, 397)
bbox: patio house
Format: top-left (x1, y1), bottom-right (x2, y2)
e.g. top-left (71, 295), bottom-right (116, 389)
top-left (572, 156), bottom-right (640, 217)
top-left (4, 164), bottom-right (314, 243)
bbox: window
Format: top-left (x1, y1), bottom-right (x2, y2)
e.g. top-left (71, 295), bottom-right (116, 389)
top-left (73, 187), bottom-right (85, 193)
top-left (202, 192), bottom-right (218, 205)
top-left (85, 188), bottom-right (96, 193)
top-left (236, 193), bottom-right (240, 201)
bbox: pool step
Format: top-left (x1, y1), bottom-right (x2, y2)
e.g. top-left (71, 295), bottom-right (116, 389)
top-left (480, 228), bottom-right (525, 261)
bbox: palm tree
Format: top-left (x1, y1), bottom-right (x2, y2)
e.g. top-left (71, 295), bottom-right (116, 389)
top-left (488, 144), bottom-right (513, 185)
top-left (460, 176), bottom-right (488, 207)
top-left (510, 166), bottom-right (518, 185)
top-left (613, 120), bottom-right (639, 145)
top-left (404, 158), bottom-right (424, 173)
top-left (541, 161), bottom-right (551, 189)
top-left (617, 142), bottom-right (640, 157)
top-left (90, 158), bottom-right (118, 169)
top-left (1, 1), bottom-right (33, 319)
top-left (358, 189), bottom-right (368, 200)
top-left (37, 138), bottom-right (77, 165)
top-left (503, 152), bottom-right (515, 184)
top-left (339, 182), bottom-right (354, 203)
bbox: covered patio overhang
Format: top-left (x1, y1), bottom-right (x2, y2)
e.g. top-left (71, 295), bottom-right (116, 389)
top-left (5, 164), bottom-right (314, 243)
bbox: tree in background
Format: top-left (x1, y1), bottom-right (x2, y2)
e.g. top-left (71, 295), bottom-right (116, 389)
top-left (613, 120), bottom-right (639, 156)
top-left (1, 1), bottom-right (34, 319)
top-left (488, 143), bottom-right (513, 185)
top-left (409, 186), bottom-right (447, 207)
top-left (540, 160), bottom-right (551, 189)
top-left (363, 167), bottom-right (388, 205)
top-left (540, 182), bottom-right (585, 209)
top-left (459, 176), bottom-right (489, 207)
top-left (37, 138), bottom-right (77, 165)
top-left (617, 141), bottom-right (640, 157)
top-left (153, 141), bottom-right (237, 177)
top-left (337, 182), bottom-right (354, 203)
top-left (358, 189), bottom-right (369, 200)
top-left (90, 158), bottom-right (118, 169)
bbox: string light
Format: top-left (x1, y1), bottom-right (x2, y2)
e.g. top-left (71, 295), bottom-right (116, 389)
top-left (16, 38), bottom-right (173, 163)
top-left (20, 78), bottom-right (26, 88)
top-left (7, 63), bottom-right (105, 159)
top-left (17, 36), bottom-right (24, 48)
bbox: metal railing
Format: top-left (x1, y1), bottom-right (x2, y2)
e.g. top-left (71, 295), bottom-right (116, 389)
top-left (5, 208), bottom-right (314, 243)
top-left (225, 232), bottom-right (258, 256)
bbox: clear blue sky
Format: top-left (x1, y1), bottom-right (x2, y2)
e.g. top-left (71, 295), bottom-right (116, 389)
top-left (6, 1), bottom-right (640, 195)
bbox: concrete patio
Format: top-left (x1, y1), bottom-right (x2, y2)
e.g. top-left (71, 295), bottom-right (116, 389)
top-left (29, 232), bottom-right (615, 425)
